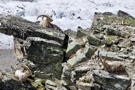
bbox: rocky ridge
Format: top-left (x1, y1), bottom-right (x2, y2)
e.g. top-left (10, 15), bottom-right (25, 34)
top-left (0, 10), bottom-right (135, 90)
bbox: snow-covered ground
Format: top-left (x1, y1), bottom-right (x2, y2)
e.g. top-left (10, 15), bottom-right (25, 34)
top-left (0, 0), bottom-right (135, 49)
top-left (0, 33), bottom-right (14, 49)
top-left (0, 0), bottom-right (135, 30)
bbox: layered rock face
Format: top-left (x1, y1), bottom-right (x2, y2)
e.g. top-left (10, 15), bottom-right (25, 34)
top-left (0, 15), bottom-right (67, 89)
top-left (0, 10), bottom-right (135, 90)
top-left (62, 10), bottom-right (135, 90)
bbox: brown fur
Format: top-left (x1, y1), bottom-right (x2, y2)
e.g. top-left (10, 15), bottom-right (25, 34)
top-left (14, 64), bottom-right (32, 82)
top-left (96, 50), bottom-right (126, 73)
top-left (37, 14), bottom-right (61, 30)
top-left (21, 64), bottom-right (32, 77)
top-left (99, 56), bottom-right (125, 73)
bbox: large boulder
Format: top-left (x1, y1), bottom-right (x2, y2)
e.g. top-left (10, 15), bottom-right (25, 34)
top-left (26, 37), bottom-right (64, 79)
top-left (0, 79), bottom-right (36, 90)
top-left (67, 43), bottom-right (97, 66)
top-left (93, 70), bottom-right (130, 90)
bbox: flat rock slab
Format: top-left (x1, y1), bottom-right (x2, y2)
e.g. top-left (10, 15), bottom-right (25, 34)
top-left (0, 49), bottom-right (18, 73)
top-left (93, 70), bottom-right (130, 90)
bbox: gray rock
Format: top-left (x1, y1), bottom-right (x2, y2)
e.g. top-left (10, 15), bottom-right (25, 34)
top-left (93, 70), bottom-right (130, 90)
top-left (87, 34), bottom-right (104, 46)
top-left (91, 11), bottom-right (134, 38)
top-left (106, 28), bottom-right (129, 38)
top-left (96, 50), bottom-right (124, 61)
top-left (97, 50), bottom-right (135, 61)
top-left (130, 37), bottom-right (135, 42)
top-left (45, 80), bottom-right (68, 90)
top-left (67, 43), bottom-right (96, 66)
top-left (118, 10), bottom-right (135, 19)
top-left (66, 37), bottom-right (82, 59)
top-left (76, 28), bottom-right (90, 38)
top-left (131, 74), bottom-right (135, 90)
top-left (64, 29), bottom-right (77, 38)
top-left (61, 63), bottom-right (72, 85)
top-left (0, 79), bottom-right (36, 90)
top-left (26, 37), bottom-right (64, 79)
top-left (77, 82), bottom-right (100, 90)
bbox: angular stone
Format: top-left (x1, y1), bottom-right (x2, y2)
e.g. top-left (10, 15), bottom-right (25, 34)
top-left (77, 82), bottom-right (100, 90)
top-left (64, 29), bottom-right (77, 38)
top-left (118, 10), bottom-right (135, 19)
top-left (95, 50), bottom-right (124, 61)
top-left (67, 43), bottom-right (97, 66)
top-left (87, 34), bottom-right (104, 46)
top-left (0, 15), bottom-right (65, 45)
top-left (130, 37), bottom-right (135, 42)
top-left (97, 50), bottom-right (135, 61)
top-left (45, 80), bottom-right (67, 90)
top-left (106, 28), bottom-right (129, 38)
top-left (93, 70), bottom-right (130, 90)
top-left (26, 37), bottom-right (64, 79)
top-left (0, 79), bottom-right (36, 90)
top-left (66, 37), bottom-right (82, 59)
top-left (76, 29), bottom-right (90, 38)
top-left (131, 74), bottom-right (135, 90)
top-left (91, 11), bottom-right (135, 35)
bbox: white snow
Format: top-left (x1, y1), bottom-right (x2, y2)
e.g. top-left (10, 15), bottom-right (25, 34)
top-left (0, 0), bottom-right (135, 30)
top-left (0, 33), bottom-right (14, 49)
top-left (0, 0), bottom-right (135, 49)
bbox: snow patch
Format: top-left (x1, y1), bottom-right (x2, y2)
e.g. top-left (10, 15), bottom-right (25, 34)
top-left (0, 0), bottom-right (135, 30)
top-left (0, 33), bottom-right (14, 49)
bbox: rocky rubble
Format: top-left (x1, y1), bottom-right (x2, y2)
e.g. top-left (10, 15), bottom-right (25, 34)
top-left (0, 10), bottom-right (135, 90)
top-left (61, 10), bottom-right (135, 90)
